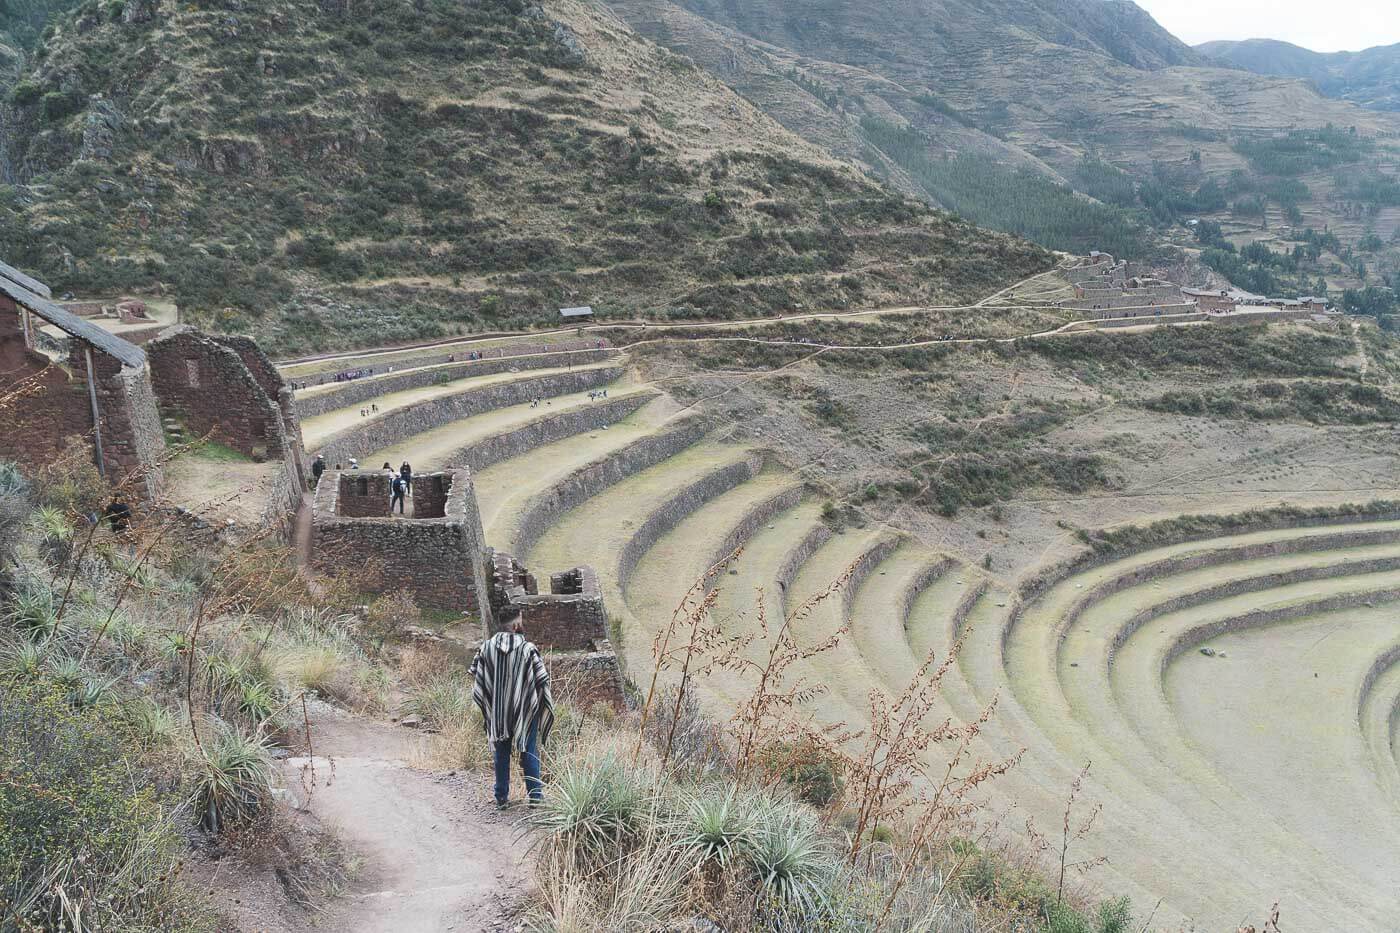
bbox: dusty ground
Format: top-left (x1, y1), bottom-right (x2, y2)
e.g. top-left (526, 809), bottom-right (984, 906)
top-left (285, 704), bottom-right (531, 933)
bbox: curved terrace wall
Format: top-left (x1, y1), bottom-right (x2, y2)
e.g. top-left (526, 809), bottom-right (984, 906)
top-left (444, 392), bottom-right (656, 473)
top-left (617, 454), bottom-right (766, 591)
top-left (1160, 585), bottom-right (1400, 675)
top-left (1107, 554), bottom-right (1400, 666)
top-left (512, 415), bottom-right (712, 557)
top-left (700, 486), bottom-right (805, 594)
top-left (1004, 508), bottom-right (1400, 664)
top-left (315, 367), bottom-right (622, 467)
top-left (775, 524), bottom-right (833, 613)
top-left (294, 348), bottom-right (617, 419)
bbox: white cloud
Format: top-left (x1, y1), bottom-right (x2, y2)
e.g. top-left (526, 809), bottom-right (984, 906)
top-left (1134, 0), bottom-right (1400, 53)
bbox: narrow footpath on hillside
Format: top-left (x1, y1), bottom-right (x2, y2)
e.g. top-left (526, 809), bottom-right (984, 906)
top-left (286, 703), bottom-right (530, 933)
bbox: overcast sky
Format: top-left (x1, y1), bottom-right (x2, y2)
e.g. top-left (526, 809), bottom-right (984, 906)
top-left (1134, 0), bottom-right (1400, 53)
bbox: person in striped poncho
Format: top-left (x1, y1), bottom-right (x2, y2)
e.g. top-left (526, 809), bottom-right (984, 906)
top-left (470, 610), bottom-right (555, 808)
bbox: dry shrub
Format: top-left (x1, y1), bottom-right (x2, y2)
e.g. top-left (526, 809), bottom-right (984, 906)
top-left (217, 808), bottom-right (361, 907)
top-left (364, 589), bottom-right (421, 652)
top-left (395, 641), bottom-right (454, 686)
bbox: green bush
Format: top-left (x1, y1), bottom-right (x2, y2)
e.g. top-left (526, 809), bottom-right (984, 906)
top-left (10, 82), bottom-right (43, 106)
top-left (0, 680), bottom-right (210, 930)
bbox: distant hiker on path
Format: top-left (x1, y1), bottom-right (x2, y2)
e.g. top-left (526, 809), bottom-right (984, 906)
top-left (311, 453), bottom-right (326, 487)
top-left (470, 611), bottom-right (554, 809)
top-left (390, 473), bottom-right (407, 514)
top-left (400, 461), bottom-right (413, 495)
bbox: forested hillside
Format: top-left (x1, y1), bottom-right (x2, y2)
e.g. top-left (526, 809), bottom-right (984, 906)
top-left (0, 0), bottom-right (1049, 352)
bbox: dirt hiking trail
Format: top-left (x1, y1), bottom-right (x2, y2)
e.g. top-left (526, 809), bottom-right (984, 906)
top-left (286, 704), bottom-right (530, 933)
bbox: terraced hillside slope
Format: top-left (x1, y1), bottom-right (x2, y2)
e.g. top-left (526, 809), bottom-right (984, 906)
top-left (0, 0), bottom-right (1048, 352)
top-left (603, 0), bottom-right (1400, 282)
top-left (285, 280), bottom-right (1400, 928)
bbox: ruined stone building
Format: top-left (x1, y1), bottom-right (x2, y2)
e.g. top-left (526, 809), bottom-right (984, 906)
top-left (0, 260), bottom-right (165, 497)
top-left (0, 259), bottom-right (306, 509)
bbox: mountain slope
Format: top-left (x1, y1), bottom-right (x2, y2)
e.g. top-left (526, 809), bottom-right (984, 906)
top-left (1198, 39), bottom-right (1400, 112)
top-left (0, 0), bottom-right (1049, 353)
top-left (603, 0), bottom-right (1400, 284)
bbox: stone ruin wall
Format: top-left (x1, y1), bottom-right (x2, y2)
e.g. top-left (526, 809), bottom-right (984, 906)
top-left (1065, 292), bottom-right (1187, 312)
top-left (513, 415), bottom-right (711, 556)
top-left (0, 297), bottom-right (164, 497)
top-left (310, 469), bottom-right (491, 622)
top-left (443, 392), bottom-right (655, 474)
top-left (484, 548), bottom-right (625, 709)
top-left (147, 327), bottom-right (289, 461)
top-left (617, 453), bottom-right (765, 591)
top-left (294, 347), bottom-right (618, 420)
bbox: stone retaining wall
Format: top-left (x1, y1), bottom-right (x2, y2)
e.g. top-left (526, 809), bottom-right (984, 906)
top-left (617, 453), bottom-right (765, 591)
top-left (700, 485), bottom-right (804, 591)
top-left (1005, 508), bottom-right (1400, 663)
top-left (443, 392), bottom-right (656, 473)
top-left (294, 348), bottom-right (618, 419)
top-left (310, 469), bottom-right (490, 619)
top-left (512, 415), bottom-right (711, 556)
top-left (1059, 526), bottom-right (1400, 652)
top-left (1111, 554), bottom-right (1400, 666)
top-left (839, 537), bottom-right (900, 617)
top-left (950, 579), bottom-right (991, 645)
top-left (776, 524), bottom-right (833, 602)
top-left (899, 558), bottom-right (954, 632)
top-left (1066, 294), bottom-right (1188, 312)
top-left (316, 367), bottom-right (622, 469)
top-left (548, 644), bottom-right (628, 711)
top-left (1161, 585), bottom-right (1400, 675)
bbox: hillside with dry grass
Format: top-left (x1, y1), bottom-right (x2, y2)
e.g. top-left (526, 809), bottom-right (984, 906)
top-left (0, 0), bottom-right (1049, 353)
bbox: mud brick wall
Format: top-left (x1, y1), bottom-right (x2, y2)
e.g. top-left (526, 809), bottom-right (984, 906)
top-left (316, 367), bottom-right (622, 471)
top-left (0, 304), bottom-right (98, 468)
top-left (547, 645), bottom-right (627, 711)
top-left (512, 415), bottom-right (710, 555)
top-left (311, 469), bottom-right (491, 622)
top-left (148, 328), bottom-right (286, 460)
top-left (294, 348), bottom-right (618, 419)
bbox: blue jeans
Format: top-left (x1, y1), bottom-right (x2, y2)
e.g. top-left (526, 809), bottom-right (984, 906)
top-left (493, 721), bottom-right (541, 803)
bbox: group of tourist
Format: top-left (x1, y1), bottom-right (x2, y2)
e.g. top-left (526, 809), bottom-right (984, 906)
top-left (309, 454), bottom-right (416, 514)
top-left (359, 404), bottom-right (379, 417)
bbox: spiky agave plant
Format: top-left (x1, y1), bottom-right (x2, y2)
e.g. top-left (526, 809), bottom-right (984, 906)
top-left (8, 583), bottom-right (59, 641)
top-left (0, 640), bottom-right (45, 682)
top-left (235, 678), bottom-right (280, 726)
top-left (677, 784), bottom-right (756, 871)
top-left (531, 755), bottom-right (650, 859)
top-left (191, 720), bottom-right (275, 833)
top-left (745, 798), bottom-right (835, 920)
top-left (126, 697), bottom-right (180, 750)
